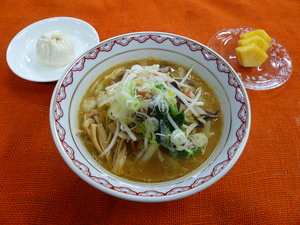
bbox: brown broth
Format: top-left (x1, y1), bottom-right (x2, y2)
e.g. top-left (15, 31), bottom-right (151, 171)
top-left (78, 58), bottom-right (223, 183)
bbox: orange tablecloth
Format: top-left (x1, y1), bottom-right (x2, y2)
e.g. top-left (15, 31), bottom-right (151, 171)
top-left (1, 0), bottom-right (299, 224)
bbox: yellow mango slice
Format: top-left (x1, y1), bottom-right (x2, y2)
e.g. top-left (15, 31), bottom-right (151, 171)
top-left (236, 43), bottom-right (268, 67)
top-left (240, 29), bottom-right (272, 43)
top-left (238, 35), bottom-right (270, 52)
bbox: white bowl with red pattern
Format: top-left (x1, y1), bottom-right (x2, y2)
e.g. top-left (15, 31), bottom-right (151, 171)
top-left (50, 32), bottom-right (251, 202)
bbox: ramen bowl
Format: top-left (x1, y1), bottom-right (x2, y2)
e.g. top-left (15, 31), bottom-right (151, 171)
top-left (50, 32), bottom-right (251, 202)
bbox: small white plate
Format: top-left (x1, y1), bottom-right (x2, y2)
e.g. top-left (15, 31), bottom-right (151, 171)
top-left (6, 17), bottom-right (100, 82)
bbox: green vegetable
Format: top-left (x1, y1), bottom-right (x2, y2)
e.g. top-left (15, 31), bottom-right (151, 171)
top-left (154, 105), bottom-right (185, 129)
top-left (153, 105), bottom-right (185, 148)
top-left (142, 121), bottom-right (156, 142)
top-left (128, 98), bottom-right (141, 111)
top-left (169, 104), bottom-right (179, 116)
top-left (155, 84), bottom-right (165, 90)
top-left (172, 147), bottom-right (203, 158)
top-left (172, 110), bottom-right (185, 130)
top-left (172, 150), bottom-right (190, 158)
top-left (155, 119), bottom-right (170, 146)
top-left (129, 80), bottom-right (137, 95)
top-left (154, 105), bottom-right (168, 120)
top-left (164, 89), bottom-right (177, 105)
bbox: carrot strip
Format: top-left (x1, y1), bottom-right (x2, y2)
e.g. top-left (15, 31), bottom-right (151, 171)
top-left (140, 91), bottom-right (149, 99)
top-left (185, 89), bottom-right (191, 97)
top-left (117, 70), bottom-right (125, 77)
top-left (131, 140), bottom-right (138, 151)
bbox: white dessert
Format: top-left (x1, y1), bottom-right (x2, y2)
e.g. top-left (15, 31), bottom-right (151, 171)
top-left (36, 32), bottom-right (76, 67)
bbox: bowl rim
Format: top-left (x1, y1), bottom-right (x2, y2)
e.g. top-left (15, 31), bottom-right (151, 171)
top-left (50, 31), bottom-right (251, 202)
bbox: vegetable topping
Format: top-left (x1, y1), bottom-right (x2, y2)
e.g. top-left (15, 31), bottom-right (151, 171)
top-left (81, 63), bottom-right (220, 160)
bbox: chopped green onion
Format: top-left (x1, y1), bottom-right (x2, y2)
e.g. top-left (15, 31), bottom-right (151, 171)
top-left (169, 105), bottom-right (179, 116)
top-left (117, 90), bottom-right (132, 108)
top-left (129, 80), bottom-right (137, 94)
top-left (128, 98), bottom-right (141, 111)
top-left (142, 121), bottom-right (156, 142)
top-left (155, 84), bottom-right (164, 90)
top-left (164, 89), bottom-right (177, 105)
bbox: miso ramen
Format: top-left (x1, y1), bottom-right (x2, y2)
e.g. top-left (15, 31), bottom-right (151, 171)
top-left (77, 58), bottom-right (223, 183)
